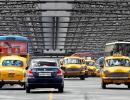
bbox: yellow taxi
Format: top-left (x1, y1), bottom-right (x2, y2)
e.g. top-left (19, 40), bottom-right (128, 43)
top-left (61, 56), bottom-right (87, 80)
top-left (101, 54), bottom-right (130, 89)
top-left (85, 60), bottom-right (96, 76)
top-left (94, 67), bottom-right (101, 77)
top-left (0, 55), bottom-right (27, 88)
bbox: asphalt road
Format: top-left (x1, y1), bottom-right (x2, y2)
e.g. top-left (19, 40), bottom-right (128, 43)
top-left (0, 77), bottom-right (130, 100)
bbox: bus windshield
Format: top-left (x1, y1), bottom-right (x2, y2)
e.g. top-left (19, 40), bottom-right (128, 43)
top-left (105, 42), bottom-right (130, 57)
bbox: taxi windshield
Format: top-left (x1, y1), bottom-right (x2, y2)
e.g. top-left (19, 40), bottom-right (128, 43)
top-left (64, 58), bottom-right (82, 64)
top-left (2, 60), bottom-right (23, 67)
top-left (86, 61), bottom-right (95, 66)
top-left (106, 59), bottom-right (130, 67)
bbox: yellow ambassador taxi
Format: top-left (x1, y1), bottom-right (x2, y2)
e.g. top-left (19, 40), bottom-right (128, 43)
top-left (85, 60), bottom-right (96, 76)
top-left (101, 54), bottom-right (130, 89)
top-left (61, 56), bottom-right (87, 80)
top-left (0, 55), bottom-right (27, 88)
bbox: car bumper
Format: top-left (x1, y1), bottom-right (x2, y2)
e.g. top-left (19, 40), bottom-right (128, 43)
top-left (88, 69), bottom-right (96, 74)
top-left (0, 80), bottom-right (25, 84)
top-left (102, 77), bottom-right (130, 83)
top-left (26, 77), bottom-right (64, 88)
top-left (64, 71), bottom-right (85, 77)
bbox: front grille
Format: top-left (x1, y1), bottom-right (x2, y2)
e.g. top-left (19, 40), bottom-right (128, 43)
top-left (66, 68), bottom-right (80, 71)
top-left (108, 72), bottom-right (128, 77)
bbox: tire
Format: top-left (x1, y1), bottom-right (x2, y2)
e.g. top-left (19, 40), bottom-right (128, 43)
top-left (58, 86), bottom-right (64, 93)
top-left (128, 84), bottom-right (130, 89)
top-left (23, 84), bottom-right (26, 90)
top-left (80, 75), bottom-right (85, 80)
top-left (0, 84), bottom-right (3, 88)
top-left (85, 72), bottom-right (88, 78)
top-left (26, 87), bottom-right (31, 93)
top-left (101, 81), bottom-right (106, 89)
top-left (85, 75), bottom-right (88, 78)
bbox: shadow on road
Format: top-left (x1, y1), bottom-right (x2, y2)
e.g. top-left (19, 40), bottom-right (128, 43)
top-left (64, 78), bottom-right (82, 81)
top-left (103, 87), bottom-right (130, 90)
top-left (0, 88), bottom-right (24, 90)
top-left (30, 90), bottom-right (69, 94)
top-left (64, 77), bottom-right (98, 81)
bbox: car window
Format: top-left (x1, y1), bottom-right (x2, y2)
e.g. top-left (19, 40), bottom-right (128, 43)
top-left (30, 61), bottom-right (57, 67)
top-left (86, 61), bottom-right (95, 66)
top-left (2, 60), bottom-right (23, 67)
top-left (64, 58), bottom-right (82, 64)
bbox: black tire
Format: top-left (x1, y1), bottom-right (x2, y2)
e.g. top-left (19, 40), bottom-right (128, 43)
top-left (85, 72), bottom-right (88, 78)
top-left (128, 84), bottom-right (130, 89)
top-left (80, 75), bottom-right (85, 80)
top-left (101, 81), bottom-right (106, 89)
top-left (23, 84), bottom-right (26, 90)
top-left (58, 86), bottom-right (64, 93)
top-left (0, 84), bottom-right (3, 88)
top-left (26, 87), bottom-right (31, 93)
top-left (85, 75), bottom-right (88, 78)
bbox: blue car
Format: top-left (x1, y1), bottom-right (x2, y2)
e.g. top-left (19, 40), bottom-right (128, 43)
top-left (25, 58), bottom-right (64, 93)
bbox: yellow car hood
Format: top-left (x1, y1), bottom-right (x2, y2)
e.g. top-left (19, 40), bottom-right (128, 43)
top-left (64, 64), bottom-right (81, 68)
top-left (88, 66), bottom-right (96, 70)
top-left (104, 66), bottom-right (130, 73)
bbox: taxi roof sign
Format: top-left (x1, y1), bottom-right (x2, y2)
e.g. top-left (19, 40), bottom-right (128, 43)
top-left (112, 54), bottom-right (122, 57)
top-left (86, 57), bottom-right (92, 60)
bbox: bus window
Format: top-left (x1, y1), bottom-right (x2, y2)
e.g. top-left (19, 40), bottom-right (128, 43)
top-left (105, 42), bottom-right (130, 57)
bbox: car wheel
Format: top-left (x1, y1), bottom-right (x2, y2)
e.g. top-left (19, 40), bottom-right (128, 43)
top-left (128, 84), bottom-right (130, 88)
top-left (85, 72), bottom-right (88, 78)
top-left (23, 84), bottom-right (26, 90)
top-left (26, 87), bottom-right (31, 93)
top-left (80, 75), bottom-right (85, 80)
top-left (58, 86), bottom-right (64, 93)
top-left (0, 84), bottom-right (3, 88)
top-left (101, 81), bottom-right (106, 89)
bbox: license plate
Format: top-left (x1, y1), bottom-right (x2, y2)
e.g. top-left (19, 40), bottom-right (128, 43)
top-left (39, 73), bottom-right (51, 76)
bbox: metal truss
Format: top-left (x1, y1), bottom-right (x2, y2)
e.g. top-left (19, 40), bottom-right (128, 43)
top-left (0, 0), bottom-right (130, 57)
top-left (0, 1), bottom-right (44, 55)
top-left (65, 0), bottom-right (130, 54)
